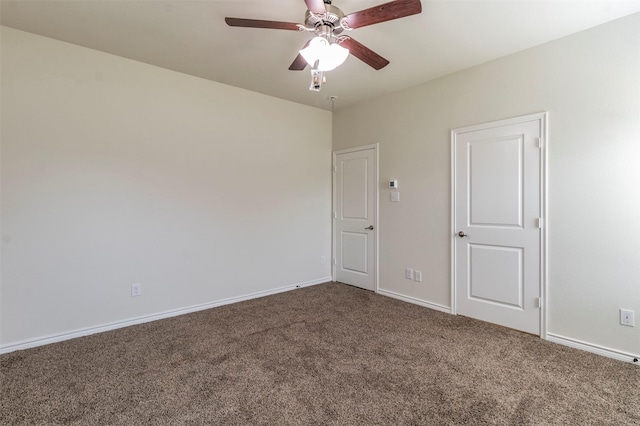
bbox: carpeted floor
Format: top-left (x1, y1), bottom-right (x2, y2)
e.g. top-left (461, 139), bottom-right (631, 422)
top-left (1, 282), bottom-right (639, 425)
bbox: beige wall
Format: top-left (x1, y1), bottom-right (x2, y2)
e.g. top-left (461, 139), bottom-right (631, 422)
top-left (333, 14), bottom-right (640, 356)
top-left (0, 27), bottom-right (332, 348)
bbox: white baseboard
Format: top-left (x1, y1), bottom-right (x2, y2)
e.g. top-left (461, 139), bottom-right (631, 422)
top-left (377, 288), bottom-right (452, 314)
top-left (0, 277), bottom-right (331, 355)
top-left (376, 292), bottom-right (639, 366)
top-left (546, 332), bottom-right (639, 365)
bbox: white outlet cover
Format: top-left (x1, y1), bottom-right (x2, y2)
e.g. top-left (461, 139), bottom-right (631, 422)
top-left (415, 271), bottom-right (423, 282)
top-left (131, 283), bottom-right (142, 297)
top-left (620, 309), bottom-right (635, 327)
top-left (405, 268), bottom-right (413, 279)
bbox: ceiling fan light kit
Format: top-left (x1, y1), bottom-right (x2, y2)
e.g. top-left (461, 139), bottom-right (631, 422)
top-left (225, 0), bottom-right (422, 92)
top-left (299, 36), bottom-right (349, 72)
top-left (303, 37), bottom-right (346, 91)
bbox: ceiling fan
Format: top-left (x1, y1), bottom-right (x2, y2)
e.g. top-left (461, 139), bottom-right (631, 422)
top-left (225, 0), bottom-right (422, 91)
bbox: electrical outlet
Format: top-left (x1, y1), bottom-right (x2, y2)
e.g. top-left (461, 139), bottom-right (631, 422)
top-left (414, 271), bottom-right (422, 282)
top-left (405, 268), bottom-right (413, 280)
top-left (131, 283), bottom-right (142, 297)
top-left (620, 309), bottom-right (634, 327)
top-left (320, 256), bottom-right (326, 265)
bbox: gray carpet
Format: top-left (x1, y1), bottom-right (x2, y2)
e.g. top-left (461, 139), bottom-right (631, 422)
top-left (1, 282), bottom-right (639, 425)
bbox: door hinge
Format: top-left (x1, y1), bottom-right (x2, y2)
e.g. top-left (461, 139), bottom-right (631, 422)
top-left (536, 137), bottom-right (542, 149)
top-left (537, 217), bottom-right (543, 229)
top-left (333, 165), bottom-right (337, 172)
top-left (332, 212), bottom-right (337, 219)
top-left (535, 297), bottom-right (542, 309)
top-left (332, 258), bottom-right (337, 265)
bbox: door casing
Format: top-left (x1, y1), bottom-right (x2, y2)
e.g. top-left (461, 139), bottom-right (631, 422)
top-left (451, 112), bottom-right (548, 338)
top-left (332, 144), bottom-right (379, 291)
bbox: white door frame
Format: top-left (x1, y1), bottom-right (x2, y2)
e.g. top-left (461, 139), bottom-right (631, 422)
top-left (451, 112), bottom-right (548, 338)
top-left (332, 144), bottom-right (379, 292)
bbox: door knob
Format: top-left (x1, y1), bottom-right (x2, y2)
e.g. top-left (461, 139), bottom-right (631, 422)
top-left (458, 231), bottom-right (469, 238)
top-left (365, 225), bottom-right (374, 230)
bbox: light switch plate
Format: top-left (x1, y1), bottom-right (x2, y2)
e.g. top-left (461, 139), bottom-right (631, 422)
top-left (390, 192), bottom-right (400, 202)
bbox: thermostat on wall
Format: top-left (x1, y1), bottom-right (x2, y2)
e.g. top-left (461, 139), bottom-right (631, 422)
top-left (389, 180), bottom-right (398, 189)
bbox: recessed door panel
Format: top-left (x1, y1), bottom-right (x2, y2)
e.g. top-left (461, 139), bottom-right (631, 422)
top-left (341, 158), bottom-right (368, 220)
top-left (469, 136), bottom-right (523, 228)
top-left (341, 232), bottom-right (368, 274)
top-left (469, 244), bottom-right (523, 309)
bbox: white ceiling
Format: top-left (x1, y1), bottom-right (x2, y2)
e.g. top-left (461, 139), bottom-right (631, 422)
top-left (2, 0), bottom-right (639, 110)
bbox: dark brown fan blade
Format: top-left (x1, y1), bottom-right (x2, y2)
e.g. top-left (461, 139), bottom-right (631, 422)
top-left (304, 0), bottom-right (326, 14)
top-left (289, 40), bottom-right (312, 71)
top-left (289, 54), bottom-right (307, 71)
top-left (225, 17), bottom-right (300, 31)
top-left (344, 0), bottom-right (422, 29)
top-left (340, 37), bottom-right (389, 70)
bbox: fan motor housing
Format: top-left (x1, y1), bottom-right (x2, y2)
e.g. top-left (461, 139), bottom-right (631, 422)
top-left (305, 4), bottom-right (345, 35)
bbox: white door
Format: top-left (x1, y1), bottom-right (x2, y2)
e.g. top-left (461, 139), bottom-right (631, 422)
top-left (452, 113), bottom-right (546, 335)
top-left (334, 146), bottom-right (377, 291)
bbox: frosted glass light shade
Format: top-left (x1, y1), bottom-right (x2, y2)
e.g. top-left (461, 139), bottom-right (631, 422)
top-left (299, 37), bottom-right (349, 72)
